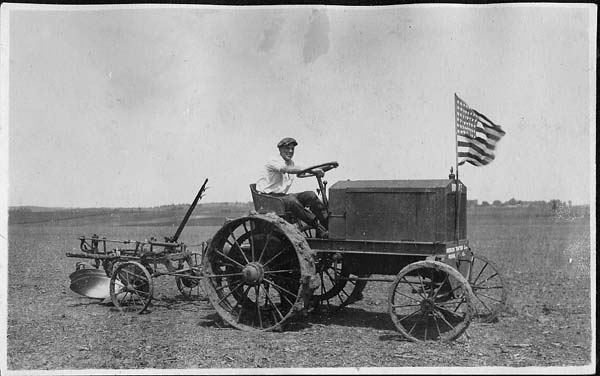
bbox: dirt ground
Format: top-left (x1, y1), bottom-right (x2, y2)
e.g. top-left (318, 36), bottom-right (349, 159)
top-left (5, 208), bottom-right (594, 372)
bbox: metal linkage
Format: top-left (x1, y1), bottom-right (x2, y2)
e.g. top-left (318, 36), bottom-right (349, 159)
top-left (66, 180), bottom-right (210, 307)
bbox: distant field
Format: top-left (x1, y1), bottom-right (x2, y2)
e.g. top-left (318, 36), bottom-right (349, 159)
top-left (6, 206), bottom-right (592, 370)
top-left (8, 202), bottom-right (255, 227)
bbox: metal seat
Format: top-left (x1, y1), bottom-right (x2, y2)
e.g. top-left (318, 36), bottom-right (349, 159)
top-left (249, 184), bottom-right (293, 219)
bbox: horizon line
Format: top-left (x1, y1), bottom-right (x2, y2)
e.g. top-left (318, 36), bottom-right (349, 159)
top-left (7, 199), bottom-right (591, 210)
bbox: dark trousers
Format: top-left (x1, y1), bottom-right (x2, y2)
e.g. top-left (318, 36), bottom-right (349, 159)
top-left (279, 191), bottom-right (328, 229)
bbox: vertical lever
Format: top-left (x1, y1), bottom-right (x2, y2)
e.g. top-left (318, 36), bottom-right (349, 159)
top-left (169, 178), bottom-right (209, 243)
top-left (316, 176), bottom-right (329, 210)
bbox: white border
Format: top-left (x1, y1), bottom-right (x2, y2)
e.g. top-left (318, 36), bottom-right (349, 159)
top-left (0, 2), bottom-right (596, 375)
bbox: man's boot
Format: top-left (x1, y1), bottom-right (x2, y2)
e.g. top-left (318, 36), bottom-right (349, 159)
top-left (309, 201), bottom-right (329, 230)
top-left (310, 219), bottom-right (329, 239)
top-left (318, 210), bottom-right (329, 230)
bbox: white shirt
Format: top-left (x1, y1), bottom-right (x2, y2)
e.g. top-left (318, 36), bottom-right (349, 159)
top-left (256, 156), bottom-right (295, 194)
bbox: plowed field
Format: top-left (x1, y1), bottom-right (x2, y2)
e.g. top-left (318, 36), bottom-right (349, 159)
top-left (5, 207), bottom-right (593, 372)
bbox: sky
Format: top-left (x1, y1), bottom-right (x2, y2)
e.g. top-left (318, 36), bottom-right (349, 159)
top-left (1, 3), bottom-right (596, 207)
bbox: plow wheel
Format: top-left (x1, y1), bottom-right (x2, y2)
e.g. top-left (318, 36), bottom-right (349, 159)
top-left (175, 253), bottom-right (202, 299)
top-left (464, 255), bottom-right (507, 322)
top-left (110, 261), bottom-right (154, 314)
top-left (388, 261), bottom-right (474, 342)
top-left (313, 254), bottom-right (368, 311)
top-left (202, 213), bottom-right (317, 331)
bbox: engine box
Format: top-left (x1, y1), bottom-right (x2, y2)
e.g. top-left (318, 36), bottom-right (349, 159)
top-left (328, 179), bottom-right (467, 242)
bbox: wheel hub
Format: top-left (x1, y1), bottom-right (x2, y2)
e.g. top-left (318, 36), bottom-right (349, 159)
top-left (241, 262), bottom-right (264, 285)
top-left (420, 298), bottom-right (436, 313)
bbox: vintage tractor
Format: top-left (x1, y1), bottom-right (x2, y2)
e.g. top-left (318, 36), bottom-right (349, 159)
top-left (201, 163), bottom-right (507, 341)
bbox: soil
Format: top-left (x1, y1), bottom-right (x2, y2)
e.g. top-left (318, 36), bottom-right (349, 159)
top-left (4, 208), bottom-right (593, 372)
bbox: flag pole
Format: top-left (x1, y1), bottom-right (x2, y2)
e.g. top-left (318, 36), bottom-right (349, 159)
top-left (454, 93), bottom-right (459, 180)
top-left (453, 93), bottom-right (460, 243)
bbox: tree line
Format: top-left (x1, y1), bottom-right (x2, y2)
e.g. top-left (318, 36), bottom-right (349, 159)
top-left (467, 198), bottom-right (589, 218)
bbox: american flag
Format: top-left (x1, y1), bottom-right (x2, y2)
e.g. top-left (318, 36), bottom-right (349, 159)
top-left (455, 94), bottom-right (506, 166)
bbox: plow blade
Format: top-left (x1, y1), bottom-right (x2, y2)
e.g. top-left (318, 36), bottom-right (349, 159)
top-left (69, 266), bottom-right (105, 280)
top-left (69, 269), bottom-right (120, 299)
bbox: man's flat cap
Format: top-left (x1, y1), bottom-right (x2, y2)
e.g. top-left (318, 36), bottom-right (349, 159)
top-left (277, 137), bottom-right (298, 148)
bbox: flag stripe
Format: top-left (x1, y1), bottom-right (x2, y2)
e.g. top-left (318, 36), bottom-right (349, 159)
top-left (459, 135), bottom-right (498, 151)
top-left (475, 126), bottom-right (503, 142)
top-left (458, 143), bottom-right (496, 161)
top-left (458, 139), bottom-right (495, 156)
top-left (459, 156), bottom-right (486, 166)
top-left (458, 148), bottom-right (496, 164)
top-left (473, 110), bottom-right (505, 134)
top-left (458, 156), bottom-right (486, 166)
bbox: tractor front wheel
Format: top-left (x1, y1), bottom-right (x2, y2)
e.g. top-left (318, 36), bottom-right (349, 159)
top-left (388, 260), bottom-right (474, 342)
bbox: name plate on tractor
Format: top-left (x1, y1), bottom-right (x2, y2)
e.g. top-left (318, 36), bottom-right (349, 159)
top-left (445, 244), bottom-right (468, 259)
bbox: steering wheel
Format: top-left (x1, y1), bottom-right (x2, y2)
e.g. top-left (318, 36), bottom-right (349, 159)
top-left (297, 161), bottom-right (339, 178)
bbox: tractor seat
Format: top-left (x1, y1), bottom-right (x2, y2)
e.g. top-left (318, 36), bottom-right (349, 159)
top-left (249, 184), bottom-right (293, 219)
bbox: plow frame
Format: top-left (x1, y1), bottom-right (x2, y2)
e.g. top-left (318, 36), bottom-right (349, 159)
top-left (66, 179), bottom-right (209, 312)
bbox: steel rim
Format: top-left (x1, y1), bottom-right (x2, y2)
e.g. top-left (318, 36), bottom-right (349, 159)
top-left (313, 254), bottom-right (367, 311)
top-left (109, 261), bottom-right (153, 314)
top-left (202, 216), bottom-right (305, 331)
top-left (467, 255), bottom-right (507, 322)
top-left (388, 261), bottom-right (474, 342)
top-left (298, 224), bottom-right (367, 311)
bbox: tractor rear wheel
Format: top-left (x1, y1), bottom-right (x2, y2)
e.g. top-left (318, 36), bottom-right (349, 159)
top-left (313, 253), bottom-right (368, 311)
top-left (298, 224), bottom-right (368, 311)
top-left (202, 213), bottom-right (318, 331)
top-left (388, 260), bottom-right (474, 342)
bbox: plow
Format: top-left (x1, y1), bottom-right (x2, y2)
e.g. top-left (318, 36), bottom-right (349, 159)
top-left (66, 165), bottom-right (507, 342)
top-left (66, 179), bottom-right (208, 311)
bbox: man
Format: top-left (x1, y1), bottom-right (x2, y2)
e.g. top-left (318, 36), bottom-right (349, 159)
top-left (256, 137), bottom-right (329, 237)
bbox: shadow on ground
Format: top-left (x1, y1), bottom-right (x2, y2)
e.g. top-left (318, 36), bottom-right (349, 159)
top-left (309, 306), bottom-right (397, 331)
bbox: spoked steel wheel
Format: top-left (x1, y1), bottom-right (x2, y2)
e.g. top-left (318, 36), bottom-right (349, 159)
top-left (313, 253), bottom-right (367, 311)
top-left (175, 253), bottom-right (203, 299)
top-left (202, 213), bottom-right (317, 331)
top-left (110, 261), bottom-right (154, 314)
top-left (464, 255), bottom-right (506, 322)
top-left (388, 261), bottom-right (474, 342)
top-left (298, 224), bottom-right (367, 311)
